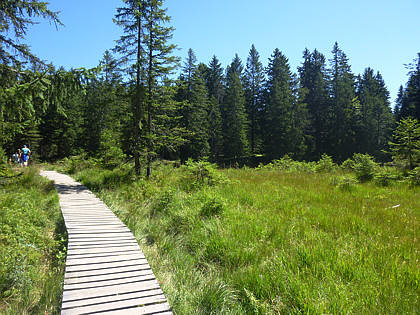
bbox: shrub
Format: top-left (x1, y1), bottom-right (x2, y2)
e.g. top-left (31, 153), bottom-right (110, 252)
top-left (99, 129), bottom-right (125, 169)
top-left (259, 155), bottom-right (316, 173)
top-left (352, 153), bottom-right (378, 182)
top-left (200, 196), bottom-right (226, 218)
top-left (341, 158), bottom-right (355, 171)
top-left (151, 189), bottom-right (174, 216)
top-left (407, 167), bottom-right (420, 186)
top-left (181, 160), bottom-right (228, 190)
top-left (330, 176), bottom-right (357, 192)
top-left (374, 167), bottom-right (400, 187)
top-left (315, 154), bottom-right (336, 173)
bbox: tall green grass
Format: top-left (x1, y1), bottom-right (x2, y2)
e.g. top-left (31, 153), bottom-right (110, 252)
top-left (68, 160), bottom-right (419, 314)
top-left (0, 167), bottom-right (66, 314)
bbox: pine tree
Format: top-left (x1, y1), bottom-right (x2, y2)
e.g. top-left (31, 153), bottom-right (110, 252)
top-left (264, 49), bottom-right (297, 159)
top-left (328, 42), bottom-right (358, 161)
top-left (399, 53), bottom-right (420, 121)
top-left (206, 55), bottom-right (225, 104)
top-left (388, 117), bottom-right (420, 169)
top-left (298, 48), bottom-right (330, 159)
top-left (356, 68), bottom-right (394, 160)
top-left (113, 0), bottom-right (147, 175)
top-left (394, 85), bottom-right (405, 121)
top-left (0, 0), bottom-right (62, 66)
top-left (143, 0), bottom-right (178, 176)
top-left (244, 44), bottom-right (265, 154)
top-left (222, 56), bottom-right (249, 163)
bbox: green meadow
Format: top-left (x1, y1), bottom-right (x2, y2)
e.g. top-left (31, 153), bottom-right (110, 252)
top-left (0, 168), bottom-right (66, 314)
top-left (60, 159), bottom-right (419, 314)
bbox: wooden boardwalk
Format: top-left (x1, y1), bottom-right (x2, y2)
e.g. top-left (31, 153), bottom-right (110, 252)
top-left (41, 171), bottom-right (172, 315)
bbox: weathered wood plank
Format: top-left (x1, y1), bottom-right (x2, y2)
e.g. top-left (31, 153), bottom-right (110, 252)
top-left (67, 245), bottom-right (139, 255)
top-left (65, 252), bottom-right (145, 266)
top-left (61, 288), bottom-right (163, 310)
top-left (64, 269), bottom-right (153, 285)
top-left (61, 294), bottom-right (167, 315)
top-left (64, 264), bottom-right (151, 279)
top-left (63, 273), bottom-right (156, 290)
top-left (61, 279), bottom-right (160, 302)
top-left (64, 258), bottom-right (149, 272)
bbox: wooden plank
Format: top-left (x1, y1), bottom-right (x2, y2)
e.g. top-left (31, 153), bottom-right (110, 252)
top-left (62, 279), bottom-right (160, 302)
top-left (61, 294), bottom-right (167, 315)
top-left (87, 302), bottom-right (172, 315)
top-left (61, 288), bottom-right (163, 310)
top-left (65, 252), bottom-right (145, 265)
top-left (63, 273), bottom-right (156, 290)
top-left (68, 240), bottom-right (139, 248)
top-left (64, 258), bottom-right (149, 272)
top-left (64, 269), bottom-right (153, 284)
top-left (67, 245), bottom-right (139, 255)
top-left (65, 264), bottom-right (151, 279)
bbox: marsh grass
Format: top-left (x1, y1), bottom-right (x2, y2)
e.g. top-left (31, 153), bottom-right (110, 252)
top-left (0, 167), bottom-right (66, 314)
top-left (70, 161), bottom-right (419, 314)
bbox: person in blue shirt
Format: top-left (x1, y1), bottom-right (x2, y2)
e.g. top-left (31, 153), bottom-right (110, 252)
top-left (21, 145), bottom-right (31, 167)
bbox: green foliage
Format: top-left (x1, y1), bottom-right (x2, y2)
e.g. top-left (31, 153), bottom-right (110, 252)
top-left (260, 154), bottom-right (316, 172)
top-left (388, 117), bottom-right (420, 170)
top-left (351, 153), bottom-right (378, 182)
top-left (315, 153), bottom-right (336, 172)
top-left (99, 129), bottom-right (125, 169)
top-left (0, 168), bottom-right (65, 313)
top-left (330, 175), bottom-right (357, 192)
top-left (407, 167), bottom-right (420, 186)
top-left (181, 159), bottom-right (228, 190)
top-left (341, 158), bottom-right (355, 170)
top-left (199, 193), bottom-right (226, 218)
top-left (0, 0), bottom-right (62, 66)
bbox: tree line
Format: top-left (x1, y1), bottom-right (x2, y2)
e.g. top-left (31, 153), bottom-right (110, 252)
top-left (1, 0), bottom-right (419, 175)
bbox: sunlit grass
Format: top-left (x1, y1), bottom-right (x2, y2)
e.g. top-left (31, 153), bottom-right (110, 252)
top-left (72, 162), bottom-right (419, 314)
top-left (0, 167), bottom-right (66, 314)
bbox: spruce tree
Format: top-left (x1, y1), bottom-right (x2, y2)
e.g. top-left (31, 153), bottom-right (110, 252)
top-left (222, 56), bottom-right (249, 163)
top-left (113, 0), bottom-right (147, 175)
top-left (399, 53), bottom-right (420, 121)
top-left (244, 44), bottom-right (265, 154)
top-left (0, 0), bottom-right (62, 66)
top-left (143, 0), bottom-right (178, 176)
top-left (356, 68), bottom-right (394, 159)
top-left (298, 48), bottom-right (330, 159)
top-left (206, 55), bottom-right (225, 104)
top-left (328, 42), bottom-right (358, 161)
top-left (394, 85), bottom-right (405, 121)
top-left (264, 49), bottom-right (298, 160)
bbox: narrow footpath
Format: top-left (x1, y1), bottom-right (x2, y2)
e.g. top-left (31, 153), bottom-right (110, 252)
top-left (41, 171), bottom-right (172, 315)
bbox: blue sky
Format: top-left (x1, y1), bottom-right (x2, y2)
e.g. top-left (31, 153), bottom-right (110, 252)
top-left (26, 0), bottom-right (420, 105)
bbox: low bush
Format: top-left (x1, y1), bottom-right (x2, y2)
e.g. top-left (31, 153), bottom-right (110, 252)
top-left (180, 160), bottom-right (229, 190)
top-left (352, 153), bottom-right (378, 182)
top-left (315, 154), bottom-right (336, 173)
top-left (330, 175), bottom-right (358, 191)
top-left (407, 167), bottom-right (420, 186)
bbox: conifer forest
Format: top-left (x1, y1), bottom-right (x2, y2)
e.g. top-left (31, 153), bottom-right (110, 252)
top-left (0, 0), bottom-right (418, 173)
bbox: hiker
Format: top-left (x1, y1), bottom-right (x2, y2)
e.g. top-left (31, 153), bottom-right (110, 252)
top-left (21, 145), bottom-right (31, 167)
top-left (12, 152), bottom-right (19, 164)
top-left (17, 148), bottom-right (23, 167)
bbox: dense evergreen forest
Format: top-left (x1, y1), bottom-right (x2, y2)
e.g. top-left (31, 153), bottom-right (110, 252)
top-left (1, 0), bottom-right (420, 175)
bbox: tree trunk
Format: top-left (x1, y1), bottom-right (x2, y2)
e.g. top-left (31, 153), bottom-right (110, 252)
top-left (134, 13), bottom-right (143, 175)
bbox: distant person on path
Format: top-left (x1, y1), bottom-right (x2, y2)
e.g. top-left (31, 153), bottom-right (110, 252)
top-left (21, 145), bottom-right (31, 167)
top-left (17, 148), bottom-right (23, 167)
